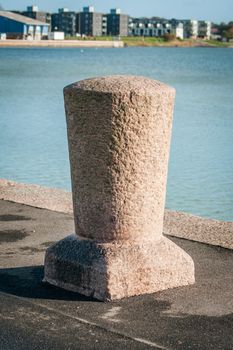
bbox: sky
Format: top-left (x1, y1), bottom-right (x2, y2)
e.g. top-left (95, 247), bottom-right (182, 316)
top-left (0, 0), bottom-right (232, 23)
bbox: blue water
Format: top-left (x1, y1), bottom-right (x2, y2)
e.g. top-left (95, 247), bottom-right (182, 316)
top-left (0, 47), bottom-right (232, 221)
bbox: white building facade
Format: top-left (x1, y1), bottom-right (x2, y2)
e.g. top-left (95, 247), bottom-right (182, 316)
top-left (129, 18), bottom-right (211, 40)
top-left (198, 21), bottom-right (211, 39)
top-left (129, 20), bottom-right (183, 38)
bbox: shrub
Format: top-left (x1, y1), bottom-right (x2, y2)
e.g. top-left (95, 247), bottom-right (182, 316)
top-left (163, 33), bottom-right (176, 42)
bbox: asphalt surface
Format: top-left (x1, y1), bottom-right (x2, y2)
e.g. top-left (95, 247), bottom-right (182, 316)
top-left (0, 200), bottom-right (233, 350)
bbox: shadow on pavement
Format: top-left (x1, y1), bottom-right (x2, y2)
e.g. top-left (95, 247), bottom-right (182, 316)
top-left (0, 265), bottom-right (98, 302)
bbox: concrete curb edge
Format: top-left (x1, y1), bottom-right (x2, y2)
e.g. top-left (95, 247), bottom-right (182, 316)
top-left (1, 178), bottom-right (232, 250)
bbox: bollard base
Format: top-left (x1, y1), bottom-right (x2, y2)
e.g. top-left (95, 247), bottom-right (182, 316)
top-left (44, 234), bottom-right (195, 301)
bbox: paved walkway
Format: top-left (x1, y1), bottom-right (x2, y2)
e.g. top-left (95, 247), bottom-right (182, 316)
top-left (0, 200), bottom-right (232, 349)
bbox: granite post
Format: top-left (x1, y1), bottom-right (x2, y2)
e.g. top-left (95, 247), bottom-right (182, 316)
top-left (44, 76), bottom-right (195, 301)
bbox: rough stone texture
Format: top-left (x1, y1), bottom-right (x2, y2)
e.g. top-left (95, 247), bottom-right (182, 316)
top-left (0, 178), bottom-right (72, 214)
top-left (64, 75), bottom-right (176, 242)
top-left (44, 75), bottom-right (195, 300)
top-left (45, 234), bottom-right (194, 301)
top-left (164, 210), bottom-right (233, 249)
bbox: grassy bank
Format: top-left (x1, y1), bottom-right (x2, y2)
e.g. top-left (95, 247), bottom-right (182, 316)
top-left (123, 37), bottom-right (233, 47)
top-left (66, 36), bottom-right (233, 48)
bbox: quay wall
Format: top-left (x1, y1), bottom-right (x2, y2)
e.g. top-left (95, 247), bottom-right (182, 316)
top-left (1, 178), bottom-right (232, 250)
top-left (0, 39), bottom-right (124, 48)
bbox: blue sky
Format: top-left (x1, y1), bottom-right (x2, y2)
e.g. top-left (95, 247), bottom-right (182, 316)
top-left (1, 0), bottom-right (232, 23)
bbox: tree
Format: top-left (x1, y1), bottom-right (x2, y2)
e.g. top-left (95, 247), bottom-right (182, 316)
top-left (213, 22), bottom-right (233, 41)
top-left (224, 27), bottom-right (233, 41)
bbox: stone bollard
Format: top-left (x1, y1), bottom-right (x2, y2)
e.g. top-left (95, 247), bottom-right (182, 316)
top-left (44, 76), bottom-right (195, 301)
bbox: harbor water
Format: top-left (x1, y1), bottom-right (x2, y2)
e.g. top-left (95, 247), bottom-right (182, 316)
top-left (0, 47), bottom-right (232, 221)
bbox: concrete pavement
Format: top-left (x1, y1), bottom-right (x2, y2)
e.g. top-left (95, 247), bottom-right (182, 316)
top-left (0, 199), bottom-right (233, 349)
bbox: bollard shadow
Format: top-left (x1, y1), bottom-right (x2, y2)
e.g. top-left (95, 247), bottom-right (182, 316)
top-left (0, 265), bottom-right (100, 302)
top-left (1, 237), bottom-right (232, 312)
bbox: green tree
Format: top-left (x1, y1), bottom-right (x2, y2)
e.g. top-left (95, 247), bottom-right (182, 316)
top-left (223, 26), bottom-right (233, 41)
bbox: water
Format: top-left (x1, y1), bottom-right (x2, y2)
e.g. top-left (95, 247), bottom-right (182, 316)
top-left (0, 47), bottom-right (232, 221)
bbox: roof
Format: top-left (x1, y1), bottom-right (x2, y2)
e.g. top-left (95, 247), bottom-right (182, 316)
top-left (0, 11), bottom-right (49, 26)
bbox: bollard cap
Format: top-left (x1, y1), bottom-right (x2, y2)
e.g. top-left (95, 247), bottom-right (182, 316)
top-left (64, 75), bottom-right (175, 98)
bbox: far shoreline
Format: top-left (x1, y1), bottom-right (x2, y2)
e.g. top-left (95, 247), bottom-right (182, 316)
top-left (0, 38), bottom-right (232, 49)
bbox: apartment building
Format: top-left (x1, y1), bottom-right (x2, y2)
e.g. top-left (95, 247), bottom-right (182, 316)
top-left (129, 17), bottom-right (185, 39)
top-left (172, 22), bottom-right (184, 39)
top-left (51, 8), bottom-right (76, 36)
top-left (182, 20), bottom-right (198, 38)
top-left (77, 6), bottom-right (106, 36)
top-left (130, 17), bottom-right (210, 39)
top-left (22, 6), bottom-right (51, 27)
top-left (129, 20), bottom-right (171, 37)
top-left (106, 9), bottom-right (129, 36)
top-left (198, 21), bottom-right (211, 39)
